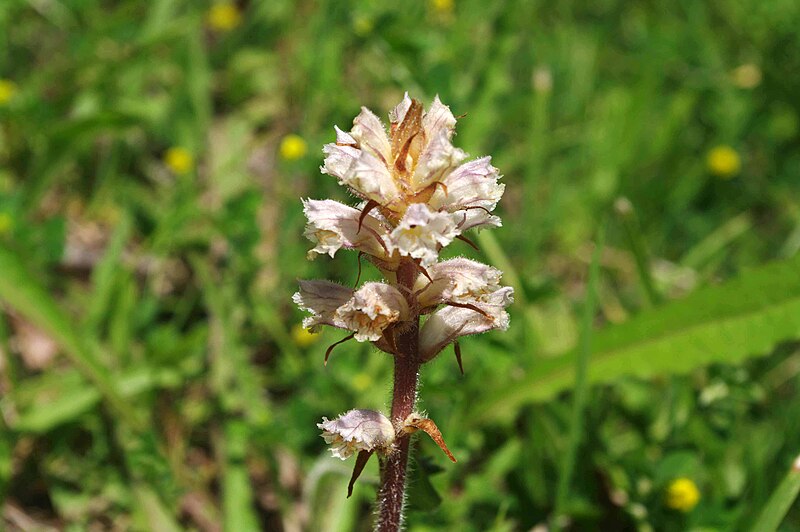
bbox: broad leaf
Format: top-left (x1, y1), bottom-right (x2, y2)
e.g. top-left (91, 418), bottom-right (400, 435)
top-left (476, 254), bottom-right (800, 423)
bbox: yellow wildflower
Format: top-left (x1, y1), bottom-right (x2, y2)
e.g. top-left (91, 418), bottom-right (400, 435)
top-left (0, 213), bottom-right (13, 235)
top-left (280, 134), bottom-right (308, 161)
top-left (430, 0), bottom-right (454, 15)
top-left (207, 3), bottom-right (242, 32)
top-left (731, 64), bottom-right (762, 89)
top-left (707, 145), bottom-right (740, 178)
top-left (352, 14), bottom-right (374, 37)
top-left (164, 147), bottom-right (194, 175)
top-left (291, 323), bottom-right (320, 348)
top-left (0, 79), bottom-right (18, 105)
top-left (665, 478), bottom-right (700, 512)
top-left (351, 372), bottom-right (373, 392)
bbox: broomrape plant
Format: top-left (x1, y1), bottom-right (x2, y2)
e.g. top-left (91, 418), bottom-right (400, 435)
top-left (294, 93), bottom-right (513, 531)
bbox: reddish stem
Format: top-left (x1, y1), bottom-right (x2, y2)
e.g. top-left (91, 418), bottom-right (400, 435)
top-left (376, 260), bottom-right (420, 532)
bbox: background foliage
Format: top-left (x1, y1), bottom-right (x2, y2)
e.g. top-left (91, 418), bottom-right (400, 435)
top-left (1, 0), bottom-right (800, 530)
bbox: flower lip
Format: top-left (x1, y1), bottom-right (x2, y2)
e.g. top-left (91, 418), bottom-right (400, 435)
top-left (416, 257), bottom-right (504, 309)
top-left (390, 203), bottom-right (460, 266)
top-left (293, 280), bottom-right (353, 332)
top-left (302, 199), bottom-right (392, 261)
top-left (318, 409), bottom-right (396, 460)
top-left (334, 282), bottom-right (409, 342)
top-left (419, 286), bottom-right (514, 361)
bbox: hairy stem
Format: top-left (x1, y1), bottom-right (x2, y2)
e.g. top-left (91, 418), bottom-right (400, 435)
top-left (376, 261), bottom-right (421, 532)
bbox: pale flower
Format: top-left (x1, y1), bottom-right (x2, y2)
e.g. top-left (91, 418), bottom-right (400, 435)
top-left (293, 280), bottom-right (353, 332)
top-left (334, 282), bottom-right (409, 341)
top-left (416, 258), bottom-right (503, 308)
top-left (321, 92), bottom-right (503, 229)
top-left (300, 93), bottom-right (513, 507)
top-left (302, 199), bottom-right (391, 261)
top-left (390, 203), bottom-right (460, 266)
top-left (419, 287), bottom-right (514, 361)
top-left (318, 409), bottom-right (396, 459)
top-left (429, 156), bottom-right (504, 231)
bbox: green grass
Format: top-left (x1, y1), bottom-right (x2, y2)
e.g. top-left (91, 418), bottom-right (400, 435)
top-left (2, 0), bottom-right (800, 530)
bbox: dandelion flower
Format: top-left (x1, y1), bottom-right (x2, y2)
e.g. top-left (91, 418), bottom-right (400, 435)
top-left (665, 477), bottom-right (700, 512)
top-left (731, 64), bottom-right (762, 89)
top-left (352, 14), bottom-right (374, 36)
top-left (430, 0), bottom-right (455, 15)
top-left (707, 145), bottom-right (740, 178)
top-left (207, 3), bottom-right (242, 32)
top-left (0, 79), bottom-right (17, 106)
top-left (291, 324), bottom-right (320, 348)
top-left (164, 147), bottom-right (194, 175)
top-left (0, 212), bottom-right (13, 236)
top-left (351, 372), bottom-right (373, 392)
top-left (280, 134), bottom-right (308, 161)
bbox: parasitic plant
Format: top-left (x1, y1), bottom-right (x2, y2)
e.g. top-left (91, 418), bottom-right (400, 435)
top-left (294, 93), bottom-right (512, 531)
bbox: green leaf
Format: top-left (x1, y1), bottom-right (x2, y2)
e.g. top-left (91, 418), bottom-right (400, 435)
top-left (751, 456), bottom-right (800, 532)
top-left (222, 420), bottom-right (260, 532)
top-left (554, 225), bottom-right (604, 519)
top-left (476, 254), bottom-right (800, 423)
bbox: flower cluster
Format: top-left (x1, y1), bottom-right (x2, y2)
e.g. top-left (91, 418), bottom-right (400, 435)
top-left (297, 94), bottom-right (512, 501)
top-left (294, 93), bottom-right (513, 362)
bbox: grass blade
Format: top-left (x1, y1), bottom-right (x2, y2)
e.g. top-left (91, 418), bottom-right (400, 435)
top-left (553, 223), bottom-right (605, 522)
top-left (751, 455), bottom-right (800, 532)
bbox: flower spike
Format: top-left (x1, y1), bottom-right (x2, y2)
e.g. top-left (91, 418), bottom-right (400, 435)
top-left (300, 95), bottom-right (512, 522)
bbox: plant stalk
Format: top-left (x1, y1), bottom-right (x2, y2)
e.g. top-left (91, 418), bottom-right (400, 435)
top-left (376, 261), bottom-right (421, 532)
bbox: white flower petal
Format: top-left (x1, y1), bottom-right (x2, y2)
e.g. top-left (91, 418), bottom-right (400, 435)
top-left (293, 280), bottom-right (353, 331)
top-left (318, 409), bottom-right (395, 459)
top-left (411, 128), bottom-right (467, 191)
top-left (431, 156), bottom-right (505, 231)
top-left (321, 142), bottom-right (360, 182)
top-left (416, 258), bottom-right (503, 308)
top-left (302, 199), bottom-right (390, 259)
top-left (350, 107), bottom-right (392, 164)
top-left (389, 92), bottom-right (412, 125)
top-left (320, 126), bottom-right (360, 181)
top-left (419, 287), bottom-right (514, 361)
top-left (390, 204), bottom-right (460, 266)
top-left (343, 151), bottom-right (402, 208)
top-left (334, 282), bottom-right (409, 342)
top-left (334, 125), bottom-right (357, 145)
top-left (422, 95), bottom-right (457, 140)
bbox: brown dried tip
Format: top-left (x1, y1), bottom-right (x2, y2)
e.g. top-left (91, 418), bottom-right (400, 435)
top-left (453, 341), bottom-right (464, 375)
top-left (404, 415), bottom-right (457, 463)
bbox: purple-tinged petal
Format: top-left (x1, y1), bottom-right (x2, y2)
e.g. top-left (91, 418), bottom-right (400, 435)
top-left (293, 280), bottom-right (353, 331)
top-left (419, 287), bottom-right (514, 361)
top-left (302, 199), bottom-right (390, 259)
top-left (351, 107), bottom-right (392, 164)
top-left (318, 409), bottom-right (395, 459)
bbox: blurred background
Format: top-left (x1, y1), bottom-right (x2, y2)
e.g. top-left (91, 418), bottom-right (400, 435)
top-left (1, 0), bottom-right (800, 530)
